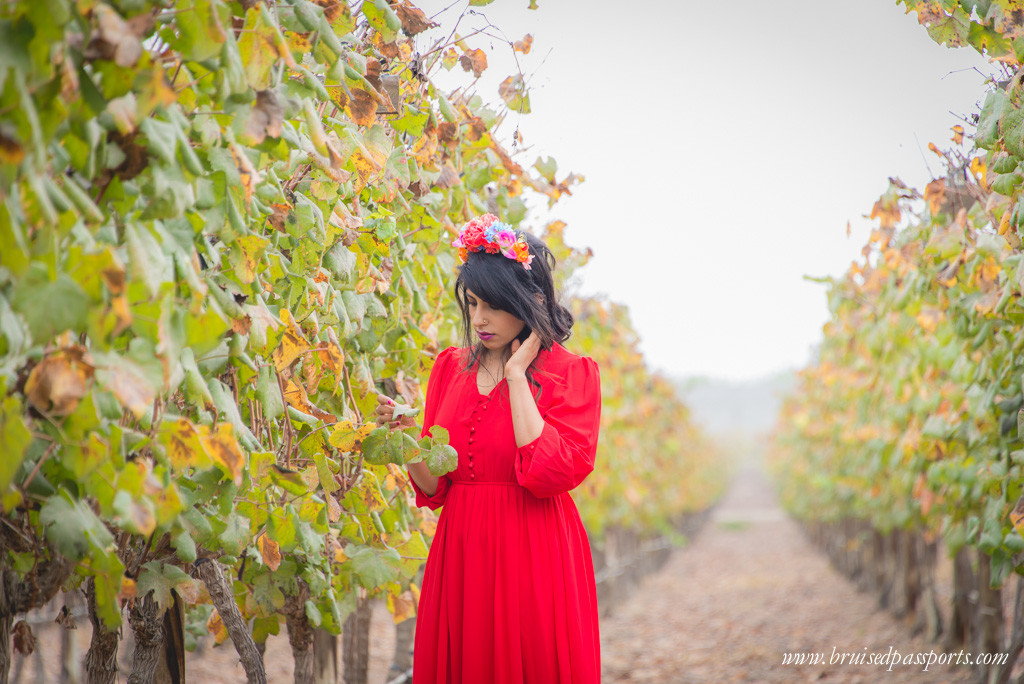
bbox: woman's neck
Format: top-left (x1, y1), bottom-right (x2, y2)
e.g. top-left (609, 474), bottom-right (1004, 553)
top-left (479, 345), bottom-right (510, 368)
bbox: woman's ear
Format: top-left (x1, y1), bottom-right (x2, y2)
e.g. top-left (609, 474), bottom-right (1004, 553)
top-left (534, 292), bottom-right (544, 305)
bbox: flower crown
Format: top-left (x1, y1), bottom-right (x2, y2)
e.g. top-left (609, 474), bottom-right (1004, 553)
top-left (451, 214), bottom-right (535, 270)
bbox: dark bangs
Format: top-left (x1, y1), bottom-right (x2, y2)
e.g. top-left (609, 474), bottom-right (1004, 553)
top-left (454, 251), bottom-right (535, 321)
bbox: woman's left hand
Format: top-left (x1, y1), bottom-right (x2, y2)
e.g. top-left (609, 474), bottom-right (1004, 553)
top-left (505, 331), bottom-right (541, 379)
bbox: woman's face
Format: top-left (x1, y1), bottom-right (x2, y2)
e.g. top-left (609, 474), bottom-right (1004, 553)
top-left (466, 288), bottom-right (526, 353)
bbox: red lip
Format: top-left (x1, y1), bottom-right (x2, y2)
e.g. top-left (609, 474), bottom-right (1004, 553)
top-left (478, 332), bottom-right (494, 339)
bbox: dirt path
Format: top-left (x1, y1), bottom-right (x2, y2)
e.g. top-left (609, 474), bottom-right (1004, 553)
top-left (598, 462), bottom-right (975, 683)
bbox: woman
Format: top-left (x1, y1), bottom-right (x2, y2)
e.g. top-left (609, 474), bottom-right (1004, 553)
top-left (375, 214), bottom-right (603, 683)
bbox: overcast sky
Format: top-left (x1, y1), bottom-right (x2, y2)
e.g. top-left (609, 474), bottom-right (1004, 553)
top-left (414, 0), bottom-right (994, 381)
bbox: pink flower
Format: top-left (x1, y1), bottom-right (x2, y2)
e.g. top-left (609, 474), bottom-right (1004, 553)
top-left (495, 228), bottom-right (517, 250)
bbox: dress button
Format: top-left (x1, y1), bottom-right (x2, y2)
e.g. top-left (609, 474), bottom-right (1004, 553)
top-left (468, 437), bottom-right (473, 443)
top-left (470, 472), bottom-right (476, 479)
top-left (476, 416), bottom-right (482, 422)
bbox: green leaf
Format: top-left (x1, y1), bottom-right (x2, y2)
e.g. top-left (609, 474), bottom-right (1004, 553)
top-left (426, 443), bottom-right (458, 476)
top-left (976, 91), bottom-right (1008, 150)
top-left (137, 561), bottom-right (194, 612)
top-left (0, 396), bottom-right (31, 492)
top-left (40, 492), bottom-right (115, 561)
top-left (237, 9), bottom-right (280, 91)
top-left (923, 7), bottom-right (969, 47)
top-left (344, 543), bottom-right (401, 588)
top-left (219, 512), bottom-right (251, 555)
top-left (172, 528), bottom-right (197, 563)
top-left (314, 451), bottom-right (338, 494)
top-left (393, 531), bottom-right (429, 580)
top-left (304, 600), bottom-right (322, 626)
top-left (1002, 105), bottom-right (1024, 160)
top-left (361, 0), bottom-right (400, 42)
top-left (171, 0), bottom-right (226, 62)
top-left (12, 269), bottom-right (90, 344)
top-left (255, 365), bottom-right (285, 422)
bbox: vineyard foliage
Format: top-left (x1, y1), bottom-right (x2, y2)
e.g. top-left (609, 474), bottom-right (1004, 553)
top-left (770, 1), bottom-right (1024, 587)
top-left (0, 0), bottom-right (722, 667)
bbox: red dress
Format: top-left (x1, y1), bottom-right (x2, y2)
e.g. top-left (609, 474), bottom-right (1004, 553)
top-left (408, 341), bottom-right (602, 684)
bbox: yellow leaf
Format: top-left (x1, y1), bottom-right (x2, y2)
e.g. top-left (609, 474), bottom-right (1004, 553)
top-left (979, 257), bottom-right (1001, 285)
top-left (198, 423), bottom-right (246, 486)
top-left (387, 589), bottom-right (416, 624)
top-left (869, 198), bottom-right (900, 230)
top-left (316, 341), bottom-right (345, 376)
top-left (118, 576), bottom-right (137, 602)
top-left (418, 514), bottom-right (437, 537)
top-left (230, 235), bottom-right (270, 285)
top-left (258, 535), bottom-right (282, 571)
top-left (1000, 210), bottom-right (1012, 235)
top-left (916, 308), bottom-right (942, 333)
top-left (328, 420), bottom-right (376, 451)
top-left (970, 156), bottom-right (988, 188)
top-left (272, 309), bottom-right (310, 371)
top-left (333, 546), bottom-right (348, 564)
top-left (206, 608), bottom-right (229, 645)
top-left (1011, 496), bottom-right (1024, 537)
top-left (952, 124), bottom-right (964, 145)
top-left (162, 419), bottom-right (212, 470)
top-left (327, 495), bottom-right (341, 522)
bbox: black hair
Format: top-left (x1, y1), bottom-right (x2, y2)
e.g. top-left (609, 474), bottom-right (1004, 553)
top-left (453, 230), bottom-right (574, 400)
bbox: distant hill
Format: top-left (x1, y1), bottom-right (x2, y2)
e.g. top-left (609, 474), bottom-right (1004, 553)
top-left (671, 371), bottom-right (798, 441)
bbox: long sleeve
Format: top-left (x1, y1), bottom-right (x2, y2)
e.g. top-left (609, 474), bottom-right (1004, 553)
top-left (514, 355), bottom-right (601, 498)
top-left (408, 346), bottom-right (457, 510)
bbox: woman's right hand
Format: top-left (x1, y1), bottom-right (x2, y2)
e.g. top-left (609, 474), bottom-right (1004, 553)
top-left (375, 393), bottom-right (418, 431)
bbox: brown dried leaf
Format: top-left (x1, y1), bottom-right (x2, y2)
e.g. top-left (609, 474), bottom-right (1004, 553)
top-left (432, 161), bottom-right (460, 189)
top-left (466, 116), bottom-right (486, 141)
top-left (54, 605), bottom-right (77, 630)
top-left (346, 88), bottom-right (379, 126)
top-left (12, 621), bottom-right (35, 656)
top-left (103, 361), bottom-right (156, 419)
top-left (243, 90), bottom-right (284, 145)
top-left (25, 349), bottom-right (93, 416)
top-left (258, 535), bottom-right (282, 571)
top-left (437, 121), bottom-right (458, 145)
top-left (514, 34), bottom-right (533, 54)
top-left (0, 128), bottom-right (25, 165)
top-left (392, 1), bottom-right (437, 35)
top-left (924, 178), bottom-right (946, 215)
top-left (459, 48), bottom-right (487, 78)
top-left (87, 5), bottom-right (147, 67)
